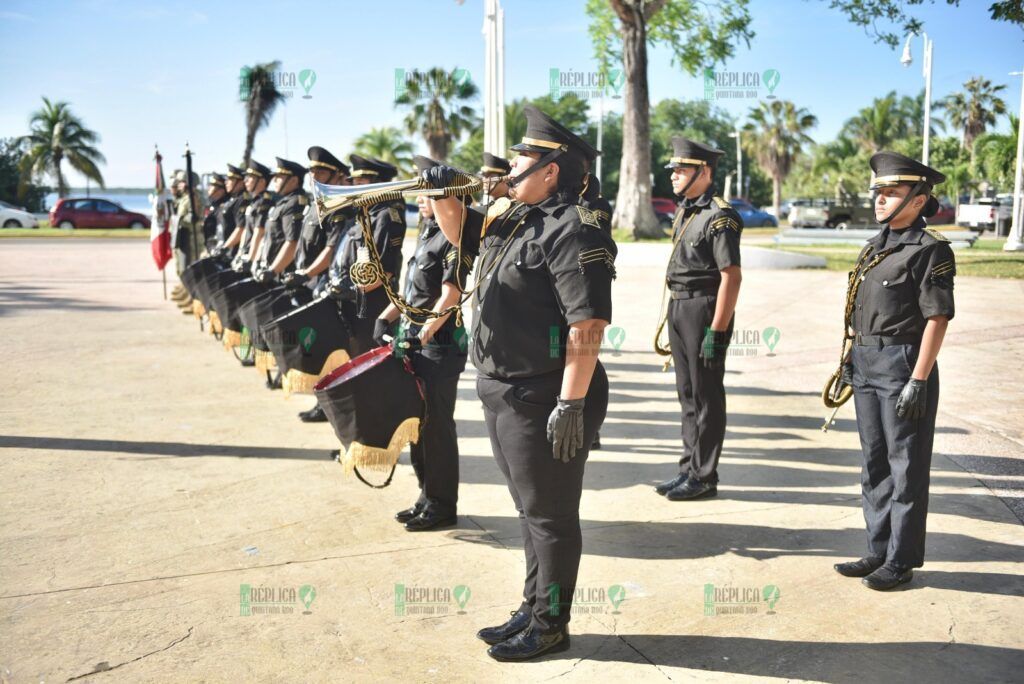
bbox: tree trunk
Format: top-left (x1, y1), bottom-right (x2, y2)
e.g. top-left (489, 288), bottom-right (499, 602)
top-left (243, 118), bottom-right (257, 168)
top-left (772, 174), bottom-right (782, 222)
top-left (612, 4), bottom-right (660, 239)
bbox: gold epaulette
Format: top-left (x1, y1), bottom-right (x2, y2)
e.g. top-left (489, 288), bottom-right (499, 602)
top-left (923, 226), bottom-right (950, 242)
top-left (713, 196), bottom-right (731, 210)
top-left (483, 197), bottom-right (512, 237)
top-left (575, 205), bottom-right (602, 229)
top-left (388, 205), bottom-right (404, 224)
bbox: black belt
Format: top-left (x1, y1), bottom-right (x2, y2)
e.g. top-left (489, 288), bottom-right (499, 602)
top-left (854, 333), bottom-right (920, 347)
top-left (669, 287), bottom-right (717, 300)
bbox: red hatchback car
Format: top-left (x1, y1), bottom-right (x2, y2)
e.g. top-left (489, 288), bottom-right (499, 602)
top-left (50, 198), bottom-right (150, 229)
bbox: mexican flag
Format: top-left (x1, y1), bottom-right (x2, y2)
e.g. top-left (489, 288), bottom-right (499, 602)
top-left (149, 148), bottom-right (173, 270)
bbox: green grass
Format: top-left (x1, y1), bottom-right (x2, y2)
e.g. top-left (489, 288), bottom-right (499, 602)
top-left (764, 238), bottom-right (1024, 279)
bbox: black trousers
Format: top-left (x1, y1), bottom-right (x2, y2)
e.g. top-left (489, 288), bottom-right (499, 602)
top-left (851, 343), bottom-right (938, 568)
top-left (477, 363), bottom-right (608, 633)
top-left (667, 296), bottom-right (732, 483)
top-left (408, 351), bottom-right (463, 515)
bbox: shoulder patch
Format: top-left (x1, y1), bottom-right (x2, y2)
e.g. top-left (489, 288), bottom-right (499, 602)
top-left (709, 215), bottom-right (740, 235)
top-left (575, 205), bottom-right (602, 230)
top-left (577, 246), bottom-right (617, 280)
top-left (298, 194), bottom-right (308, 206)
top-left (923, 226), bottom-right (950, 242)
top-left (262, 191), bottom-right (272, 200)
top-left (713, 196), bottom-right (731, 210)
top-left (388, 205), bottom-right (403, 224)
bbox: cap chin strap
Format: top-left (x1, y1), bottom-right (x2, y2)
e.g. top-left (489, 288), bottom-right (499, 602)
top-left (507, 148), bottom-right (564, 189)
top-left (673, 165), bottom-right (705, 200)
top-left (878, 179), bottom-right (926, 224)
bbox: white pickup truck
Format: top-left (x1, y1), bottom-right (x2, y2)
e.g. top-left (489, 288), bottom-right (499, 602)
top-left (956, 195), bottom-right (1013, 234)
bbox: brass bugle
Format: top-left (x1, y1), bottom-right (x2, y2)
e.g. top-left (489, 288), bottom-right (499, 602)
top-left (313, 172), bottom-right (482, 221)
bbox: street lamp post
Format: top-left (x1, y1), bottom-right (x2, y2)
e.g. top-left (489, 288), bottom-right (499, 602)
top-left (728, 129), bottom-right (742, 199)
top-left (1004, 68), bottom-right (1024, 252)
top-left (901, 32), bottom-right (934, 165)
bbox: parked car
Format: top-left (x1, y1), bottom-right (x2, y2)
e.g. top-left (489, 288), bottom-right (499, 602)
top-left (929, 200), bottom-right (955, 225)
top-left (0, 200), bottom-right (38, 228)
top-left (789, 197), bottom-right (874, 229)
top-left (763, 198), bottom-right (795, 220)
top-left (49, 197), bottom-right (150, 230)
top-left (956, 196), bottom-right (1013, 234)
top-left (730, 198), bottom-right (778, 227)
top-left (652, 197), bottom-right (677, 230)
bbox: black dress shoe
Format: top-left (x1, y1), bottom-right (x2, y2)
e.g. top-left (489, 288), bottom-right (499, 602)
top-left (862, 563), bottom-right (913, 591)
top-left (655, 473), bottom-right (688, 496)
top-left (239, 358), bottom-right (256, 367)
top-left (328, 449), bottom-right (340, 461)
top-left (487, 626), bottom-right (570, 662)
top-left (834, 556), bottom-right (884, 578)
top-left (404, 509), bottom-right (456, 532)
top-left (395, 503), bottom-right (425, 524)
top-left (265, 372), bottom-right (282, 390)
top-left (476, 608), bottom-right (532, 645)
top-left (666, 478), bottom-right (718, 501)
top-left (298, 405), bottom-right (327, 423)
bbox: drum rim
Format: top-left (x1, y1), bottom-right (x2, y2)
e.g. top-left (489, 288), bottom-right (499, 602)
top-left (314, 345), bottom-right (392, 392)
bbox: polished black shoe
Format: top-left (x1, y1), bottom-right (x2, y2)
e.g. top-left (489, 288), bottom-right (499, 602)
top-left (834, 556), bottom-right (884, 578)
top-left (298, 405), bottom-right (327, 423)
top-left (862, 563), bottom-right (913, 591)
top-left (265, 372), bottom-right (282, 390)
top-left (487, 626), bottom-right (570, 662)
top-left (654, 473), bottom-right (688, 496)
top-left (394, 503), bottom-right (425, 524)
top-left (328, 449), bottom-right (340, 461)
top-left (476, 608), bottom-right (532, 645)
top-left (239, 357), bottom-right (256, 367)
top-left (666, 478), bottom-right (718, 501)
top-left (404, 509), bottom-right (456, 532)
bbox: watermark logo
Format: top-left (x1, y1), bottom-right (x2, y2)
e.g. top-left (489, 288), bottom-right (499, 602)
top-left (394, 583), bottom-right (471, 616)
top-left (299, 326), bottom-right (317, 352)
top-left (702, 326), bottom-right (782, 358)
top-left (394, 68), bottom-right (472, 101)
top-left (549, 326), bottom-right (627, 358)
top-left (549, 68), bottom-right (624, 100)
top-left (547, 583), bottom-right (627, 616)
top-left (703, 67), bottom-right (780, 101)
top-left (703, 583), bottom-right (781, 616)
top-left (240, 583), bottom-right (317, 616)
top-left (762, 326), bottom-right (780, 354)
top-left (239, 66), bottom-right (316, 102)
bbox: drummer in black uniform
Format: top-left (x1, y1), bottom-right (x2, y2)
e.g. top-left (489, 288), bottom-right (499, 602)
top-left (653, 137), bottom-right (743, 502)
top-left (374, 155), bottom-right (475, 531)
top-left (288, 147), bottom-right (350, 423)
top-left (209, 163), bottom-right (249, 261)
top-left (252, 157), bottom-right (308, 285)
top-left (833, 151), bottom-right (954, 591)
top-left (202, 173), bottom-right (229, 251)
top-left (428, 105), bottom-right (616, 661)
top-left (232, 160), bottom-right (273, 275)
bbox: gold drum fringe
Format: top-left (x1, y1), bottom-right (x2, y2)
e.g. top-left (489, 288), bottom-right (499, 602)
top-left (282, 349), bottom-right (352, 396)
top-left (254, 349), bottom-right (277, 372)
top-left (191, 299), bottom-right (206, 319)
top-left (338, 417), bottom-right (420, 473)
top-left (208, 310), bottom-right (223, 335)
top-left (223, 328), bottom-right (242, 350)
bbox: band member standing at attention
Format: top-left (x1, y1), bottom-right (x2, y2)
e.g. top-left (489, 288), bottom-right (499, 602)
top-left (375, 156), bottom-right (475, 532)
top-left (428, 105), bottom-right (616, 661)
top-left (833, 152), bottom-right (953, 591)
top-left (202, 173), bottom-right (229, 252)
top-left (209, 163), bottom-right (249, 261)
top-left (653, 137), bottom-right (743, 502)
top-left (252, 157), bottom-right (308, 286)
top-left (231, 160), bottom-right (273, 277)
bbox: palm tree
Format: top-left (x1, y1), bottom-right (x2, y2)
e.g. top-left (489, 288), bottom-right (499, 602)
top-left (940, 76), bottom-right (1008, 164)
top-left (842, 92), bottom-right (900, 154)
top-left (353, 127), bottom-right (415, 177)
top-left (240, 61), bottom-right (286, 167)
top-left (394, 67), bottom-right (479, 162)
top-left (896, 89), bottom-right (945, 139)
top-left (743, 100), bottom-right (817, 218)
top-left (973, 114), bottom-right (1019, 190)
top-left (17, 97), bottom-right (105, 198)
top-left (810, 135), bottom-right (867, 202)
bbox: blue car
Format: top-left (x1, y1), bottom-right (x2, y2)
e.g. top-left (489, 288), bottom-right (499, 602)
top-left (730, 199), bottom-right (778, 227)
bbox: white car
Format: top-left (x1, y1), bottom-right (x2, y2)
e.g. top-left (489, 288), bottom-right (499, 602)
top-left (0, 200), bottom-right (38, 228)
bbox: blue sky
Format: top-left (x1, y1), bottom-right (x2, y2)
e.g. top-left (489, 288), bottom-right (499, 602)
top-left (1, 0), bottom-right (1020, 187)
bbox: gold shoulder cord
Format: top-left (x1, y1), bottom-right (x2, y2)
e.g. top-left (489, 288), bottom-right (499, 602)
top-left (349, 199), bottom-right (530, 330)
top-left (653, 210), bottom-right (699, 371)
top-left (820, 243), bottom-right (900, 431)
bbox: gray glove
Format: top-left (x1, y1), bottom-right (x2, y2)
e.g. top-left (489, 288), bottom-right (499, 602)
top-left (896, 378), bottom-right (928, 420)
top-left (546, 397), bottom-right (585, 463)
